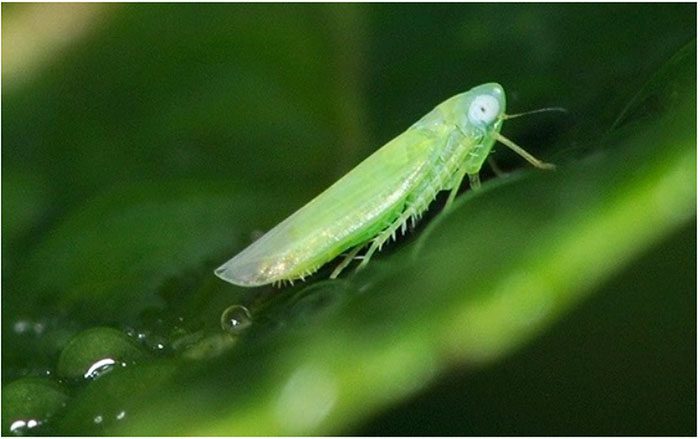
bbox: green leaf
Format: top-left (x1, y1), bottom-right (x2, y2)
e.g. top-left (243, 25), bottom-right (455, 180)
top-left (3, 4), bottom-right (695, 436)
top-left (10, 180), bottom-right (295, 322)
top-left (99, 40), bottom-right (694, 436)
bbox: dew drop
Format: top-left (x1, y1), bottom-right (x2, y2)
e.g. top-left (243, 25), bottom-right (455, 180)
top-left (33, 322), bottom-right (46, 335)
top-left (12, 318), bottom-right (46, 336)
top-left (13, 320), bottom-right (31, 334)
top-left (220, 305), bottom-right (252, 334)
top-left (56, 327), bottom-right (149, 380)
top-left (3, 377), bottom-right (68, 433)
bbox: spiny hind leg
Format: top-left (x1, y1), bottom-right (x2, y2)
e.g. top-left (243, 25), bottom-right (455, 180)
top-left (330, 244), bottom-right (364, 279)
top-left (356, 208), bottom-right (416, 272)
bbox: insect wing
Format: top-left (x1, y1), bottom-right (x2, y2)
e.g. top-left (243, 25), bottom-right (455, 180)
top-left (215, 128), bottom-right (439, 286)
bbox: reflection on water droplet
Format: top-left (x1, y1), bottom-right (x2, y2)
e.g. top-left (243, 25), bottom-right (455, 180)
top-left (220, 305), bottom-right (252, 334)
top-left (10, 418), bottom-right (40, 434)
top-left (275, 364), bottom-right (337, 433)
top-left (94, 415), bottom-right (103, 424)
top-left (116, 410), bottom-right (126, 421)
top-left (84, 357), bottom-right (117, 379)
top-left (144, 334), bottom-right (169, 352)
top-left (9, 420), bottom-right (25, 433)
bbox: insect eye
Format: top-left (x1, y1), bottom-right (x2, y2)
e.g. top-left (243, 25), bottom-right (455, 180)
top-left (468, 95), bottom-right (500, 125)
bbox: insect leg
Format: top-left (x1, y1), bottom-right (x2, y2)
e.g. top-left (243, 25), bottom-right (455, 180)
top-left (356, 208), bottom-right (416, 272)
top-left (468, 173), bottom-right (481, 189)
top-left (487, 155), bottom-right (507, 177)
top-left (444, 167), bottom-right (482, 209)
top-left (445, 170), bottom-right (466, 208)
top-left (330, 244), bottom-right (365, 279)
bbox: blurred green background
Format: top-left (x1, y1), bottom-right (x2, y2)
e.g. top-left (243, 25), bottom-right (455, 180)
top-left (2, 3), bottom-right (696, 435)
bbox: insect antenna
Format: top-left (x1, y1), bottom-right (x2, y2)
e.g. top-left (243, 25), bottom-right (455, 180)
top-left (501, 107), bottom-right (567, 120)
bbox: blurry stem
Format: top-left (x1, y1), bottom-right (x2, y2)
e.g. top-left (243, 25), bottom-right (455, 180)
top-left (325, 4), bottom-right (370, 176)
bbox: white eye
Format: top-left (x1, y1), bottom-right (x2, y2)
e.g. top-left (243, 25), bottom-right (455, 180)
top-left (468, 94), bottom-right (500, 125)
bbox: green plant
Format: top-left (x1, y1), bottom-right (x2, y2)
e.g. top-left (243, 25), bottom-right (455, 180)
top-left (2, 4), bottom-right (695, 435)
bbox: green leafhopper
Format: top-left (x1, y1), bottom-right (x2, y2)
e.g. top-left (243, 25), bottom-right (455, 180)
top-left (216, 83), bottom-right (561, 287)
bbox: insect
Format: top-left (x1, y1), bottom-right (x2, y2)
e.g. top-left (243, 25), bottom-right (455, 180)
top-left (216, 83), bottom-right (561, 287)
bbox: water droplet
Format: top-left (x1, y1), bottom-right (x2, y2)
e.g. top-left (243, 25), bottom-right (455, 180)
top-left (12, 318), bottom-right (46, 336)
top-left (3, 377), bottom-right (69, 432)
top-left (220, 305), bottom-right (252, 334)
top-left (13, 320), bottom-right (31, 334)
top-left (116, 410), bottom-right (126, 421)
top-left (94, 415), bottom-right (103, 424)
top-left (56, 327), bottom-right (150, 380)
top-left (33, 322), bottom-right (46, 335)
